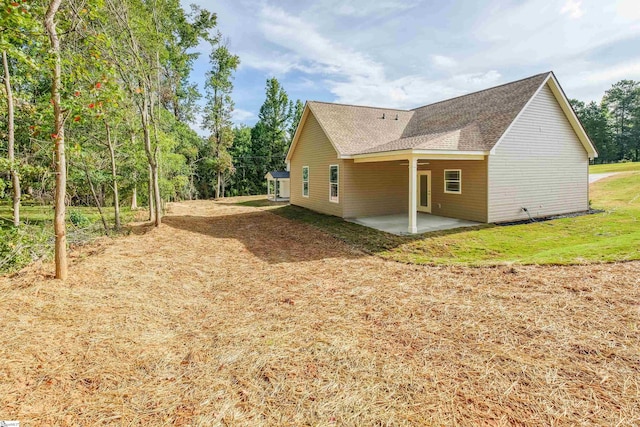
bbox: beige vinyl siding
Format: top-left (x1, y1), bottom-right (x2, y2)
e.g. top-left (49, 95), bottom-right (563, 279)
top-left (422, 160), bottom-right (488, 222)
top-left (488, 83), bottom-right (589, 223)
top-left (289, 112), bottom-right (343, 217)
top-left (342, 161), bottom-right (408, 218)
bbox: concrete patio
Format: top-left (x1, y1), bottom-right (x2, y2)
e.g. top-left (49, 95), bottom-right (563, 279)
top-left (347, 213), bottom-right (481, 235)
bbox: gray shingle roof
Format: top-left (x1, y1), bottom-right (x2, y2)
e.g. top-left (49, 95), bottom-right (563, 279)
top-left (266, 171), bottom-right (290, 179)
top-left (307, 72), bottom-right (550, 156)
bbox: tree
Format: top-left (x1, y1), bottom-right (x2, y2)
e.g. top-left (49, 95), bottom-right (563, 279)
top-left (161, 5), bottom-right (217, 123)
top-left (226, 125), bottom-right (252, 196)
top-left (202, 42), bottom-right (239, 198)
top-left (287, 99), bottom-right (304, 142)
top-left (2, 51), bottom-right (19, 226)
top-left (1, 0), bottom-right (40, 226)
top-left (571, 99), bottom-right (614, 164)
top-left (102, 0), bottom-right (166, 225)
top-left (602, 80), bottom-right (639, 161)
top-left (250, 78), bottom-right (290, 190)
top-left (44, 0), bottom-right (67, 280)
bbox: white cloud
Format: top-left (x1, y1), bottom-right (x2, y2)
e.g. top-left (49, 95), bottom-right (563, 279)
top-left (254, 5), bottom-right (501, 109)
top-left (564, 60), bottom-right (640, 89)
top-left (471, 0), bottom-right (640, 68)
top-left (232, 108), bottom-right (255, 123)
top-left (561, 0), bottom-right (584, 19)
top-left (259, 5), bottom-right (385, 81)
top-left (431, 55), bottom-right (457, 69)
top-left (616, 0), bottom-right (640, 22)
top-left (239, 52), bottom-right (315, 75)
top-left (330, 0), bottom-right (421, 17)
top-left (328, 71), bottom-right (502, 108)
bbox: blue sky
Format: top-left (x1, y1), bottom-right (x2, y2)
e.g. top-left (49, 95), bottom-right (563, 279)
top-left (182, 0), bottom-right (640, 132)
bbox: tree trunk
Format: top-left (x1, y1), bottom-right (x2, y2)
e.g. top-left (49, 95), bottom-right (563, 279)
top-left (44, 0), bottom-right (67, 280)
top-left (105, 121), bottom-right (120, 230)
top-left (148, 164), bottom-right (154, 222)
top-left (142, 93), bottom-right (161, 226)
top-left (3, 50), bottom-right (20, 227)
top-left (216, 170), bottom-right (221, 199)
top-left (131, 186), bottom-right (138, 210)
top-left (82, 161), bottom-right (109, 235)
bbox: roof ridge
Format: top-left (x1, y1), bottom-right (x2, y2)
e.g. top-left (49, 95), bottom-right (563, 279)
top-left (410, 71), bottom-right (551, 111)
top-left (308, 100), bottom-right (411, 112)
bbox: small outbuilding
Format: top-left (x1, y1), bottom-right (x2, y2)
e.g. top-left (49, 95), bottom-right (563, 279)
top-left (265, 171), bottom-right (290, 201)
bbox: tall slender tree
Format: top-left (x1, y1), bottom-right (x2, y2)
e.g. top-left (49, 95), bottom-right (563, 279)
top-left (1, 0), bottom-right (40, 226)
top-left (251, 78), bottom-right (290, 185)
top-left (2, 51), bottom-right (20, 226)
top-left (44, 0), bottom-right (67, 280)
top-left (202, 42), bottom-right (239, 198)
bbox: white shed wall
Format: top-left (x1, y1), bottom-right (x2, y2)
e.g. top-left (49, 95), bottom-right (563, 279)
top-left (488, 83), bottom-right (589, 223)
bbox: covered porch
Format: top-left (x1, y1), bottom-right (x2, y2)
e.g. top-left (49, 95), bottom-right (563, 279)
top-left (349, 150), bottom-right (488, 233)
top-left (348, 212), bottom-right (480, 235)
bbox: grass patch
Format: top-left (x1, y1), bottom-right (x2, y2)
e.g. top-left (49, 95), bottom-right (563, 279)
top-left (590, 161), bottom-right (640, 173)
top-left (0, 203), bottom-right (136, 273)
top-left (235, 199), bottom-right (289, 208)
top-left (273, 171), bottom-right (640, 266)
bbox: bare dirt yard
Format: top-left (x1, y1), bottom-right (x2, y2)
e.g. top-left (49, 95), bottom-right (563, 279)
top-left (1, 199), bottom-right (639, 426)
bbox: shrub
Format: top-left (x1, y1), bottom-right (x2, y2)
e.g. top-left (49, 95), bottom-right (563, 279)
top-left (0, 225), bottom-right (51, 273)
top-left (69, 210), bottom-right (90, 227)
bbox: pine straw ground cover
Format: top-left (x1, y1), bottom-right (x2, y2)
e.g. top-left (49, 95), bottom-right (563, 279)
top-left (0, 199), bottom-right (639, 426)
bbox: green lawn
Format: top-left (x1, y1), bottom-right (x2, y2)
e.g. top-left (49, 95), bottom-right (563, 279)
top-left (0, 204), bottom-right (129, 226)
top-left (590, 161), bottom-right (640, 173)
top-left (273, 170), bottom-right (640, 266)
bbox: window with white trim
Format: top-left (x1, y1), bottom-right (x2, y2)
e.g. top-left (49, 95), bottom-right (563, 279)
top-left (329, 164), bottom-right (339, 203)
top-left (444, 169), bottom-right (462, 194)
top-left (302, 166), bottom-right (309, 197)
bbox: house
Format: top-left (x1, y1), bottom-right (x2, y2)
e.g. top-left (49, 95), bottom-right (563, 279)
top-left (285, 71), bottom-right (597, 234)
top-left (265, 171), bottom-right (290, 201)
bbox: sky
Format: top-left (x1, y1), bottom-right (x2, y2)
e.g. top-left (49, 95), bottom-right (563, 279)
top-left (182, 0), bottom-right (640, 132)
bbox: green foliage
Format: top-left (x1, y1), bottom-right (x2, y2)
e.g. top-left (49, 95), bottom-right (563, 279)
top-left (199, 42), bottom-right (240, 198)
top-left (0, 225), bottom-right (50, 272)
top-left (602, 80), bottom-right (640, 162)
top-left (69, 210), bottom-right (91, 227)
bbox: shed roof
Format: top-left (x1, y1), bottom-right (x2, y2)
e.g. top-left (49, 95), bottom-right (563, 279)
top-left (265, 171), bottom-right (290, 179)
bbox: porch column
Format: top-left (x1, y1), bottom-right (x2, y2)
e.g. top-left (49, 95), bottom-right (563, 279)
top-left (408, 156), bottom-right (418, 234)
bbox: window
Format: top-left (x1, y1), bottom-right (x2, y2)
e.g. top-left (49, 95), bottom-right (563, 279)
top-left (302, 166), bottom-right (309, 197)
top-left (329, 165), bottom-right (339, 203)
top-left (444, 169), bottom-right (461, 194)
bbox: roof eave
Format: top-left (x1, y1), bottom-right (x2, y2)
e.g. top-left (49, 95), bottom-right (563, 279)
top-left (350, 149), bottom-right (488, 163)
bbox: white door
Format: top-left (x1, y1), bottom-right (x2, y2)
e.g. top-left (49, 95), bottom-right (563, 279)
top-left (417, 171), bottom-right (431, 213)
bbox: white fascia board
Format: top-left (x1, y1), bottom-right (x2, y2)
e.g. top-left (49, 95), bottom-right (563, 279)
top-left (547, 73), bottom-right (598, 159)
top-left (352, 150), bottom-right (487, 163)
